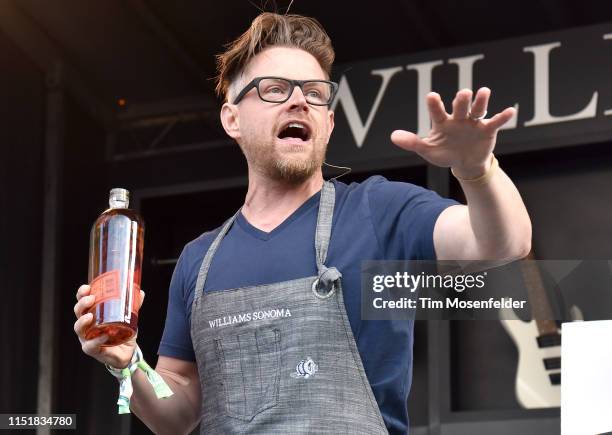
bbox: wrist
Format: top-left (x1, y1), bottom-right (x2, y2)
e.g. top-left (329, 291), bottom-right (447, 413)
top-left (105, 346), bottom-right (141, 378)
top-left (104, 345), bottom-right (173, 414)
top-left (451, 154), bottom-right (498, 184)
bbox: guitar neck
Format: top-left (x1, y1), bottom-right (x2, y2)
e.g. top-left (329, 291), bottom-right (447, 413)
top-left (520, 252), bottom-right (558, 336)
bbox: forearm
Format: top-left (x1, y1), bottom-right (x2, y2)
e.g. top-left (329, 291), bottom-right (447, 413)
top-left (458, 159), bottom-right (532, 258)
top-left (129, 367), bottom-right (200, 435)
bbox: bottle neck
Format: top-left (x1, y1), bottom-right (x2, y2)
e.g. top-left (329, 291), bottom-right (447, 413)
top-left (109, 198), bottom-right (129, 209)
top-left (109, 188), bottom-right (130, 209)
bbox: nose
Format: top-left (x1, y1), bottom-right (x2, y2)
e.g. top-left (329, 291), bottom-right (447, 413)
top-left (287, 85), bottom-right (309, 112)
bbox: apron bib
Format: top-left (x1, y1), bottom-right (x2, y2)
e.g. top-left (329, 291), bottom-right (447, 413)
top-left (190, 181), bottom-right (388, 434)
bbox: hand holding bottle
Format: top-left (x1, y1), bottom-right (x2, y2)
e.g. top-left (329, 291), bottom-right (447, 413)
top-left (73, 284), bottom-right (145, 368)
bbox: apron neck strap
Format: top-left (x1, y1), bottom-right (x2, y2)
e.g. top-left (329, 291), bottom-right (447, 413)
top-left (314, 180), bottom-right (335, 271)
top-left (194, 210), bottom-right (239, 302)
top-left (194, 180), bottom-right (336, 301)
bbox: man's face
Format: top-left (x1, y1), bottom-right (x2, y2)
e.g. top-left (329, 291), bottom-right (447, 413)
top-left (221, 47), bottom-right (335, 184)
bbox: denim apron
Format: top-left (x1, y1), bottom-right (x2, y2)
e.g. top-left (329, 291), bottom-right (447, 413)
top-left (190, 181), bottom-right (388, 434)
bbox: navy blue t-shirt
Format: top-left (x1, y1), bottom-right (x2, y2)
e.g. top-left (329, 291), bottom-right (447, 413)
top-left (158, 176), bottom-right (458, 434)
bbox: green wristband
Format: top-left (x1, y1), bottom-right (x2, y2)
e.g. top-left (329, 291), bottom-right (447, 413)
top-left (106, 346), bottom-right (174, 414)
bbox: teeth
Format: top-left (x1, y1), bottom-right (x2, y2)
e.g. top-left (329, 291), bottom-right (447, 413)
top-left (288, 123), bottom-right (305, 129)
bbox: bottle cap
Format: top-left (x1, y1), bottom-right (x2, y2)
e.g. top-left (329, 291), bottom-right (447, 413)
top-left (109, 188), bottom-right (130, 209)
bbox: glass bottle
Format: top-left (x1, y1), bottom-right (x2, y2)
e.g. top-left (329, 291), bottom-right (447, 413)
top-left (85, 188), bottom-right (145, 346)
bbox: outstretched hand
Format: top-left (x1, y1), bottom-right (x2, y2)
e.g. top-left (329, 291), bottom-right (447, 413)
top-left (391, 87), bottom-right (515, 179)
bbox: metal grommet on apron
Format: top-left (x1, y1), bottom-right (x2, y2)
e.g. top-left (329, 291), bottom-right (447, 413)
top-left (311, 265), bottom-right (340, 299)
top-left (190, 181), bottom-right (388, 434)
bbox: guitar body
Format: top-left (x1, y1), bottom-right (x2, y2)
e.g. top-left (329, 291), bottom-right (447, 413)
top-left (500, 305), bottom-right (583, 409)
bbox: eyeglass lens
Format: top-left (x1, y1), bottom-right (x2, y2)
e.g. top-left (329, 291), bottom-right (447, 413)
top-left (258, 78), bottom-right (332, 105)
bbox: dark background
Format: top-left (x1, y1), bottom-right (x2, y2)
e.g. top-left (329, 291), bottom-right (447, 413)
top-left (1, 1), bottom-right (611, 434)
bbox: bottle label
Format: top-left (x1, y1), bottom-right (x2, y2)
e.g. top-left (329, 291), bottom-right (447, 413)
top-left (90, 270), bottom-right (121, 304)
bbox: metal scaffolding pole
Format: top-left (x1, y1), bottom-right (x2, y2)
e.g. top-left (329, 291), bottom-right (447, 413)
top-left (36, 63), bottom-right (65, 435)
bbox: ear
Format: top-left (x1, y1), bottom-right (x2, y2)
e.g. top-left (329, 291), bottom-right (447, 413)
top-left (220, 103), bottom-right (240, 139)
top-left (326, 109), bottom-right (335, 143)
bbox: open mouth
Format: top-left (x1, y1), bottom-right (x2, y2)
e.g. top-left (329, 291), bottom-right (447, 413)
top-left (277, 122), bottom-right (311, 142)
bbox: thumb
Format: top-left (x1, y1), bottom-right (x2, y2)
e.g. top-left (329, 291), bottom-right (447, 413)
top-left (390, 130), bottom-right (424, 153)
top-left (138, 290), bottom-right (145, 310)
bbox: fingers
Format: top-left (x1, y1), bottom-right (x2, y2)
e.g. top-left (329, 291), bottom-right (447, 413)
top-left (390, 130), bottom-right (427, 153)
top-left (451, 89), bottom-right (472, 120)
top-left (428, 88), bottom-right (494, 123)
top-left (138, 290), bottom-right (145, 310)
top-left (76, 284), bottom-right (90, 301)
top-left (484, 106), bottom-right (516, 131)
top-left (449, 87), bottom-right (491, 120)
top-left (470, 87), bottom-right (490, 119)
top-left (81, 334), bottom-right (109, 357)
top-left (74, 293), bottom-right (96, 319)
top-left (74, 312), bottom-right (94, 338)
top-left (426, 92), bottom-right (448, 124)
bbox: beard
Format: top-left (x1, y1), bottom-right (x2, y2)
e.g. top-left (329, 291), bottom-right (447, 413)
top-left (270, 148), bottom-right (322, 184)
top-left (240, 135), bottom-right (327, 185)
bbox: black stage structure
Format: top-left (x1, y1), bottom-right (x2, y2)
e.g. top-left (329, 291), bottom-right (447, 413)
top-left (1, 1), bottom-right (611, 434)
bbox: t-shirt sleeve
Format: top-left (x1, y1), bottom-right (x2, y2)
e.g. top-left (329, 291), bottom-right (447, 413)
top-left (367, 176), bottom-right (459, 260)
top-left (158, 246), bottom-right (196, 361)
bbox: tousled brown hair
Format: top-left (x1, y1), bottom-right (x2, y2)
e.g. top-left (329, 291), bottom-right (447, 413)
top-left (215, 13), bottom-right (335, 102)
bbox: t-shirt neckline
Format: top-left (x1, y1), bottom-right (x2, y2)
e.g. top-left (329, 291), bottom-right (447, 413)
top-left (236, 190), bottom-right (322, 241)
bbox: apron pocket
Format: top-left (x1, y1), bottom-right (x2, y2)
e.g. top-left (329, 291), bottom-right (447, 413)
top-left (214, 326), bottom-right (281, 422)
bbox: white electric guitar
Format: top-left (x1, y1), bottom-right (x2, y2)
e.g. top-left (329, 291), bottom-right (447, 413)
top-left (499, 252), bottom-right (583, 409)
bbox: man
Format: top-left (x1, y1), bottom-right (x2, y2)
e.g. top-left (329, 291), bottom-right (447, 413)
top-left (73, 12), bottom-right (531, 434)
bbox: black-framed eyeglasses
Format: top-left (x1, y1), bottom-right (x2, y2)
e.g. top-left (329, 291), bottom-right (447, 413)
top-left (232, 76), bottom-right (339, 106)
